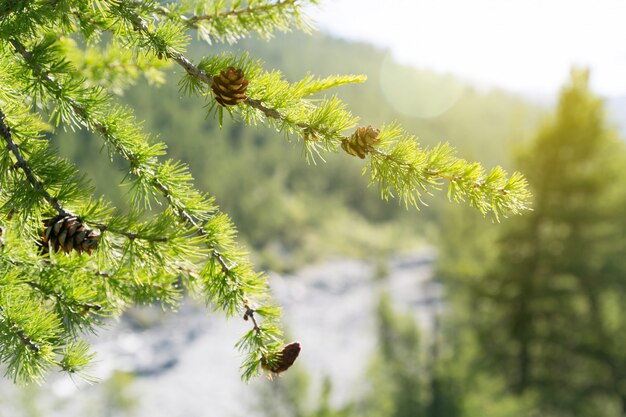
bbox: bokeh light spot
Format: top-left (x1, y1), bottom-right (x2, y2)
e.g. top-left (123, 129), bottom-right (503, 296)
top-left (380, 54), bottom-right (466, 119)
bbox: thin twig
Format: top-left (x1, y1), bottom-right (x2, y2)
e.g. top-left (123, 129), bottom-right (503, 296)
top-left (0, 301), bottom-right (41, 353)
top-left (370, 147), bottom-right (504, 193)
top-left (244, 97), bottom-right (283, 119)
top-left (0, 109), bottom-right (67, 216)
top-left (188, 0), bottom-right (297, 25)
top-left (4, 257), bottom-right (176, 317)
top-left (90, 221), bottom-right (169, 243)
top-left (243, 301), bottom-right (260, 331)
top-left (26, 281), bottom-right (102, 314)
top-left (143, 0), bottom-right (298, 29)
top-left (169, 50), bottom-right (214, 85)
top-left (151, 177), bottom-right (234, 273)
top-left (12, 325), bottom-right (40, 353)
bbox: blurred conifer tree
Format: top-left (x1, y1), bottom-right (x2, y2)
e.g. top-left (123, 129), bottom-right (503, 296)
top-left (452, 70), bottom-right (626, 416)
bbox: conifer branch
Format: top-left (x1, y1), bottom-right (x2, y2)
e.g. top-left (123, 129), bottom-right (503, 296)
top-left (0, 108), bottom-right (174, 246)
top-left (3, 259), bottom-right (103, 315)
top-left (8, 38), bottom-right (204, 245)
top-left (150, 177), bottom-right (234, 274)
top-left (186, 0), bottom-right (299, 26)
top-left (8, 16), bottom-right (284, 379)
top-left (0, 109), bottom-right (67, 217)
top-left (145, 0), bottom-right (313, 42)
top-left (9, 36), bottom-right (237, 276)
top-left (364, 126), bottom-right (531, 219)
top-left (0, 0), bottom-right (533, 384)
top-left (0, 304), bottom-right (41, 354)
top-left (170, 45), bottom-right (531, 217)
top-left (92, 2), bottom-right (530, 218)
top-left (370, 146), bottom-right (526, 213)
top-left (244, 96), bottom-right (284, 119)
top-left (110, 6), bottom-right (212, 84)
top-left (91, 221), bottom-right (170, 243)
top-left (243, 301), bottom-right (261, 331)
top-left (26, 281), bottom-right (102, 315)
top-left (125, 25), bottom-right (528, 217)
top-left (98, 2), bottom-right (352, 143)
top-left (11, 323), bottom-right (41, 354)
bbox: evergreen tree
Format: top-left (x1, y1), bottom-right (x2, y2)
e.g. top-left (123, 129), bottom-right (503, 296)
top-left (0, 0), bottom-right (530, 383)
top-left (361, 292), bottom-right (465, 417)
top-left (255, 369), bottom-right (354, 417)
top-left (374, 293), bottom-right (425, 417)
top-left (469, 70), bottom-right (626, 416)
top-left (361, 293), bottom-right (425, 417)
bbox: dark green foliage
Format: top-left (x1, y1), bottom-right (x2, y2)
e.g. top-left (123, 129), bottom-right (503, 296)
top-left (357, 293), bottom-right (467, 417)
top-left (254, 367), bottom-right (354, 417)
top-left (366, 293), bottom-right (426, 417)
top-left (438, 70), bottom-right (626, 416)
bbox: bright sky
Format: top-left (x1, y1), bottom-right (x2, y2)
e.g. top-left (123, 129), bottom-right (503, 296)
top-left (309, 0), bottom-right (626, 99)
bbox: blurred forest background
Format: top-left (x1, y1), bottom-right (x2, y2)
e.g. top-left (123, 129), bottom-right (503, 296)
top-left (4, 30), bottom-right (626, 417)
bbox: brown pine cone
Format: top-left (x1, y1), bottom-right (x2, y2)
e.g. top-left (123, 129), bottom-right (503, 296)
top-left (211, 67), bottom-right (249, 107)
top-left (41, 215), bottom-right (99, 255)
top-left (341, 125), bottom-right (380, 159)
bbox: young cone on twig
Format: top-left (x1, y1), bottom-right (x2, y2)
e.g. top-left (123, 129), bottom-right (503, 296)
top-left (211, 67), bottom-right (249, 107)
top-left (261, 341), bottom-right (301, 376)
top-left (41, 214), bottom-right (99, 255)
top-left (341, 125), bottom-right (380, 159)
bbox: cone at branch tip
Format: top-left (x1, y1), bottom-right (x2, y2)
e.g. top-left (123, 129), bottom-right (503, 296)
top-left (261, 341), bottom-right (301, 376)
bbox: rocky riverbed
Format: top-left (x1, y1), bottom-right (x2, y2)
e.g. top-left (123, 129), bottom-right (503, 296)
top-left (0, 249), bottom-right (440, 417)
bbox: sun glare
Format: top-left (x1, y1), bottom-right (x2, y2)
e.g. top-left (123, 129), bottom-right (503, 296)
top-left (312, 0), bottom-right (626, 98)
